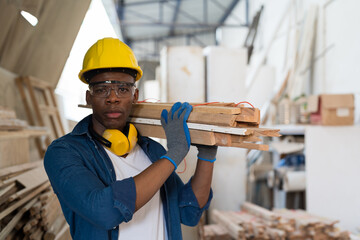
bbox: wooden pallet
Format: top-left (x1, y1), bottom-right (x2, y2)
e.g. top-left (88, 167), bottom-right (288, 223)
top-left (16, 76), bottom-right (65, 157)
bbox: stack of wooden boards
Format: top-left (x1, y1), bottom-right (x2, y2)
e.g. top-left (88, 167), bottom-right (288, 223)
top-left (0, 107), bottom-right (27, 131)
top-left (0, 162), bottom-right (69, 240)
top-left (130, 102), bottom-right (281, 151)
top-left (200, 202), bottom-right (350, 240)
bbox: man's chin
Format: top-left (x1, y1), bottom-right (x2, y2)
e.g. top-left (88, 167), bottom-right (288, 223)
top-left (104, 121), bottom-right (125, 130)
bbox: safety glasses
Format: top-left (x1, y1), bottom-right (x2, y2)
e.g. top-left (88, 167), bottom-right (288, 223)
top-left (89, 80), bottom-right (136, 98)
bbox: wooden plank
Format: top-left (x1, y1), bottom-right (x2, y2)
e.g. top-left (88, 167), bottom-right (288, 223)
top-left (48, 90), bottom-right (65, 137)
top-left (241, 202), bottom-right (280, 221)
top-left (133, 103), bottom-right (242, 114)
top-left (190, 102), bottom-right (237, 107)
top-left (235, 108), bottom-right (260, 124)
top-left (0, 107), bottom-right (17, 119)
top-left (0, 181), bottom-right (50, 221)
top-left (0, 183), bottom-right (18, 205)
top-left (27, 76), bottom-right (52, 89)
top-left (15, 78), bottom-right (45, 157)
top-left (134, 124), bottom-right (216, 145)
top-left (130, 108), bottom-right (238, 126)
top-left (41, 197), bottom-right (60, 217)
top-left (231, 134), bottom-right (262, 143)
top-left (23, 77), bottom-right (48, 136)
top-left (235, 122), bottom-right (259, 128)
top-left (130, 118), bottom-right (252, 136)
top-left (203, 224), bottom-right (232, 240)
top-left (39, 105), bottom-right (59, 114)
top-left (212, 209), bottom-right (245, 240)
top-left (29, 228), bottom-right (44, 240)
top-left (0, 198), bottom-right (38, 239)
top-left (251, 128), bottom-right (281, 137)
top-left (5, 167), bottom-right (48, 201)
top-left (43, 215), bottom-right (66, 239)
top-left (214, 133), bottom-right (232, 146)
top-left (23, 218), bottom-right (39, 233)
top-left (54, 223), bottom-right (70, 240)
top-left (0, 129), bottom-right (49, 140)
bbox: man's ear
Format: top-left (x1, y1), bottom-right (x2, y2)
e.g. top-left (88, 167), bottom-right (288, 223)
top-left (133, 88), bottom-right (139, 104)
top-left (86, 90), bottom-right (92, 106)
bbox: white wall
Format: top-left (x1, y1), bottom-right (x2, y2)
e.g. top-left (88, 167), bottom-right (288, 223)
top-left (56, 0), bottom-right (117, 123)
top-left (305, 126), bottom-right (360, 233)
top-left (227, 0), bottom-right (360, 97)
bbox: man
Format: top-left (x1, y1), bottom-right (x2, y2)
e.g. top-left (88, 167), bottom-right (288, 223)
top-left (44, 37), bottom-right (217, 240)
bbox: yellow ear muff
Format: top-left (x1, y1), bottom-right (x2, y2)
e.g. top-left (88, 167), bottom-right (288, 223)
top-left (102, 124), bottom-right (138, 156)
top-left (127, 123), bottom-right (138, 151)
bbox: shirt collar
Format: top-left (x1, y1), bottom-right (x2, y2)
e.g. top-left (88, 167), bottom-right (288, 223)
top-left (70, 114), bottom-right (92, 136)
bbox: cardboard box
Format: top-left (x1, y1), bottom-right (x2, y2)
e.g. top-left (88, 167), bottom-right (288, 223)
top-left (308, 94), bottom-right (354, 126)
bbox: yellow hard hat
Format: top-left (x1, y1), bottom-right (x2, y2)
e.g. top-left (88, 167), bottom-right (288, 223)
top-left (78, 38), bottom-right (143, 83)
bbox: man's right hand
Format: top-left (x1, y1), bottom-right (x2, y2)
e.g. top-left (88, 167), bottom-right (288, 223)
top-left (160, 102), bottom-right (192, 169)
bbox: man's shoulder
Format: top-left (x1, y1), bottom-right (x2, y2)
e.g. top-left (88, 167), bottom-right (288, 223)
top-left (138, 136), bottom-right (166, 160)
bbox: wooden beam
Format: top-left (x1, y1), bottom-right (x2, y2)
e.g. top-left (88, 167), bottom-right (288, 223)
top-left (131, 108), bottom-right (238, 126)
top-left (235, 108), bottom-right (260, 124)
top-left (0, 181), bottom-right (50, 221)
top-left (133, 103), bottom-right (242, 114)
top-left (130, 118), bottom-right (252, 136)
top-left (241, 202), bottom-right (280, 221)
top-left (134, 123), bottom-right (216, 145)
top-left (212, 209), bottom-right (245, 239)
top-left (0, 161), bottom-right (43, 179)
top-left (0, 198), bottom-right (38, 239)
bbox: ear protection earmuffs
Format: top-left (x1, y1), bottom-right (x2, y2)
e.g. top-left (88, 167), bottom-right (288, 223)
top-left (89, 123), bottom-right (138, 156)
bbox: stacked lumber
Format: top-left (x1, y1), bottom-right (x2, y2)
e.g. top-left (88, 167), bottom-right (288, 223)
top-left (0, 162), bottom-right (69, 240)
top-left (0, 106), bottom-right (27, 131)
top-left (129, 102), bottom-right (281, 151)
top-left (200, 202), bottom-right (350, 240)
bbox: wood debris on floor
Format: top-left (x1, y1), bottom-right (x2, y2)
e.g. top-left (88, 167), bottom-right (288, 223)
top-left (199, 202), bottom-right (350, 240)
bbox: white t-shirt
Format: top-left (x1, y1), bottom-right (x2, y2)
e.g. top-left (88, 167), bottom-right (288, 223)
top-left (105, 145), bottom-right (167, 240)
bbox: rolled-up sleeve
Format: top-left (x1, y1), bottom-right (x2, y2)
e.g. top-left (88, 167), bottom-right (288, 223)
top-left (178, 179), bottom-right (213, 226)
top-left (44, 140), bottom-right (136, 230)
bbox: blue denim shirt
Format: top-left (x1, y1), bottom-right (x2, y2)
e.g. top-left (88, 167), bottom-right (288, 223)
top-left (44, 115), bottom-right (212, 240)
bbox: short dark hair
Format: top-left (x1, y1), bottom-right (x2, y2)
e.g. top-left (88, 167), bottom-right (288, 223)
top-left (83, 68), bottom-right (138, 83)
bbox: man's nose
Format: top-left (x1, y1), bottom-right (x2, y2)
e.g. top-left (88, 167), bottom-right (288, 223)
top-left (106, 88), bottom-right (120, 102)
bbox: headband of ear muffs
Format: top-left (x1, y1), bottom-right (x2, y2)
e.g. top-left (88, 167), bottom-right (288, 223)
top-left (89, 123), bottom-right (138, 156)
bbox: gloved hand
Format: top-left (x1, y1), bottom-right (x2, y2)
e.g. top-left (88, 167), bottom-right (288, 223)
top-left (160, 102), bottom-right (192, 169)
top-left (195, 144), bottom-right (218, 162)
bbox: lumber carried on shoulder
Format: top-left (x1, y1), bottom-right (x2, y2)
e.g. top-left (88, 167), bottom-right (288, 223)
top-left (129, 102), bottom-right (280, 151)
top-left (79, 102), bottom-right (280, 150)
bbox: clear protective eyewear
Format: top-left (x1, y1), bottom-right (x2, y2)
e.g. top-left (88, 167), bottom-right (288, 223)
top-left (89, 80), bottom-right (136, 98)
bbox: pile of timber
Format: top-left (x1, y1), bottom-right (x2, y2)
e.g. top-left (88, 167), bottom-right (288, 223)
top-left (200, 202), bottom-right (350, 240)
top-left (0, 162), bottom-right (69, 240)
top-left (129, 102), bottom-right (281, 151)
top-left (0, 106), bottom-right (27, 131)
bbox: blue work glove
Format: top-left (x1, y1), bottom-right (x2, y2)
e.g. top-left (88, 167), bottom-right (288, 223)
top-left (160, 102), bottom-right (192, 169)
top-left (195, 144), bottom-right (218, 163)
